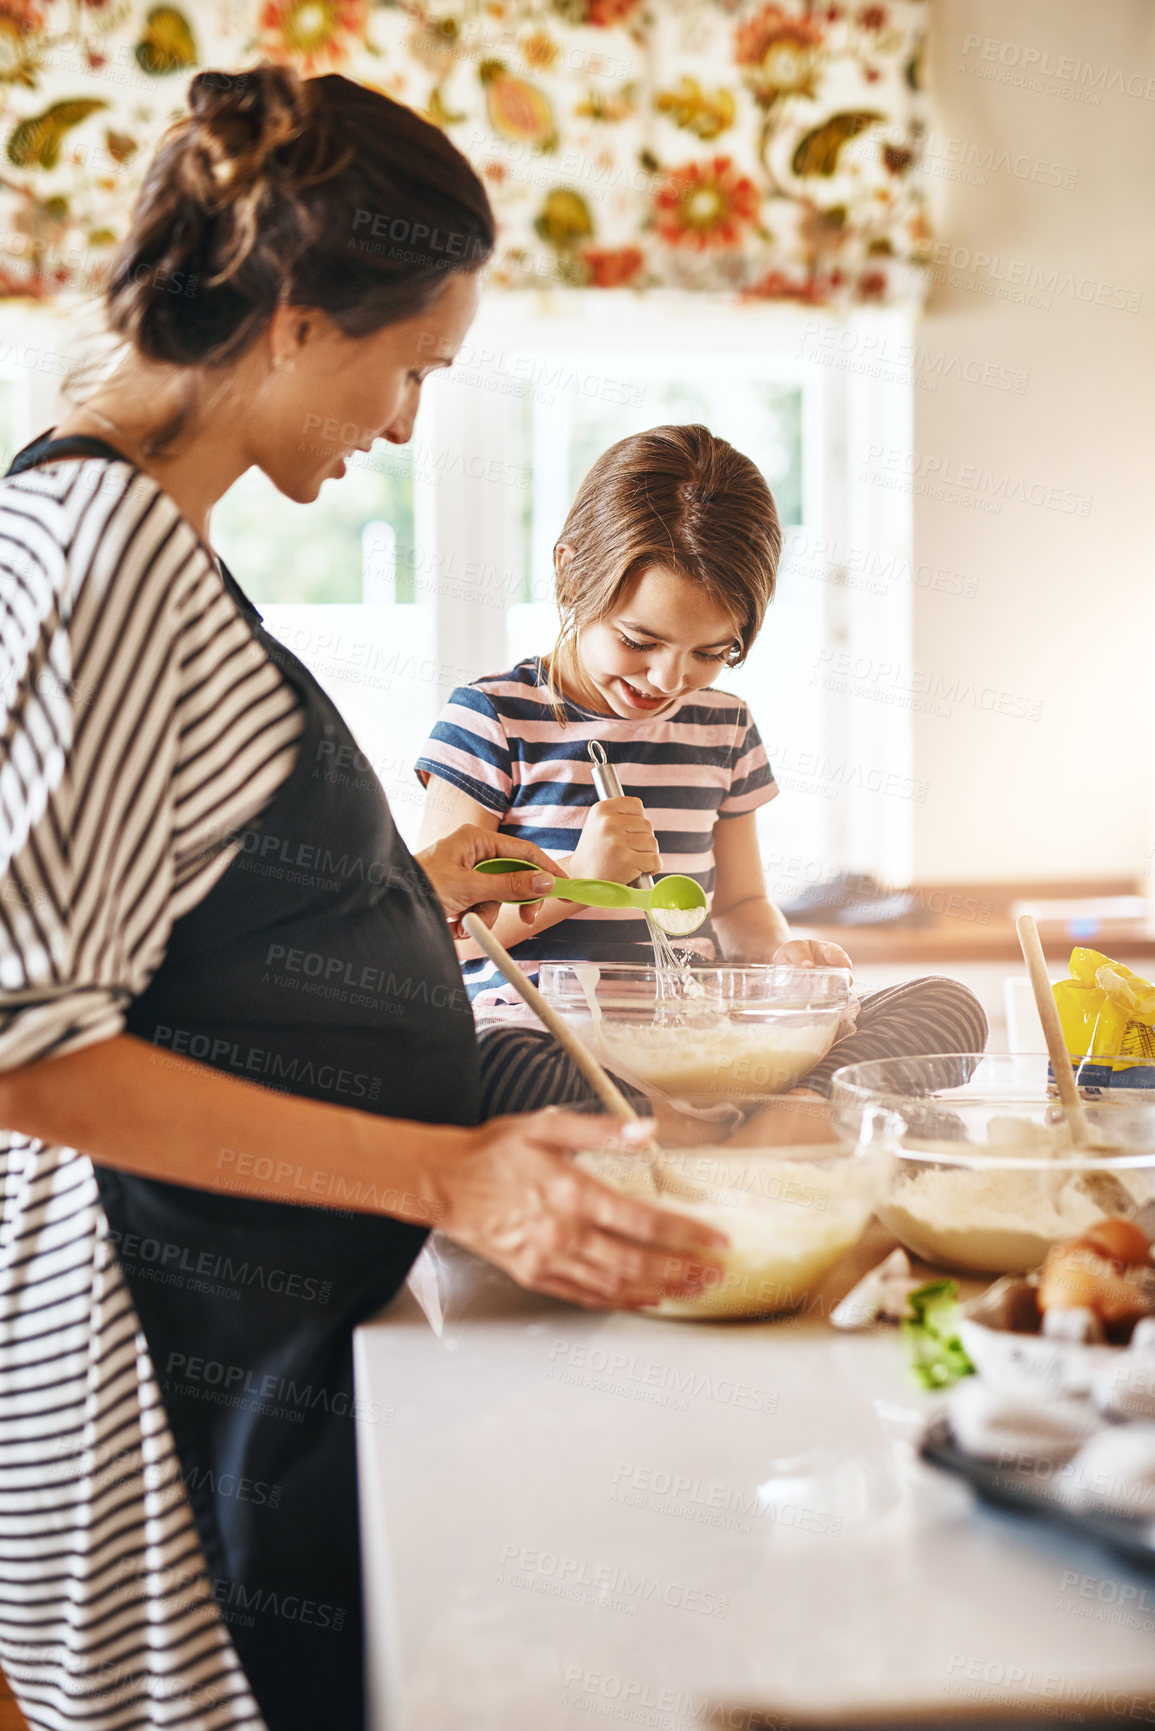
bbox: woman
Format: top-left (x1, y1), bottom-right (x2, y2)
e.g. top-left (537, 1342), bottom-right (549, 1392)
top-left (0, 66), bottom-right (724, 1731)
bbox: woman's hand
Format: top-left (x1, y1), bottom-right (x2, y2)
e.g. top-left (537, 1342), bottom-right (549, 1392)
top-left (416, 825), bottom-right (565, 937)
top-left (430, 1110), bottom-right (729, 1310)
top-left (569, 797), bottom-right (661, 886)
top-left (772, 937), bottom-right (854, 973)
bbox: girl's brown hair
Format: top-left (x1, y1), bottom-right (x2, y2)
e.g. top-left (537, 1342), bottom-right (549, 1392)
top-left (550, 424), bottom-right (781, 703)
top-left (98, 63), bottom-right (495, 446)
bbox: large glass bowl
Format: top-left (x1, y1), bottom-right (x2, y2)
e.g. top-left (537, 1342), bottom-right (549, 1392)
top-left (574, 1139), bottom-right (890, 1320)
top-left (830, 1053), bottom-right (1155, 1276)
top-left (538, 962), bottom-right (851, 1105)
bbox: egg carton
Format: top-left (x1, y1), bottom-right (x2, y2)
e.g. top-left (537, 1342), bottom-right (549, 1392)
top-left (921, 1311), bottom-right (1155, 1566)
top-left (919, 1203), bottom-right (1155, 1564)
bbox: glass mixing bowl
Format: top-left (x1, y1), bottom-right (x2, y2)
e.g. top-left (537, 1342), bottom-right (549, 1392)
top-left (830, 1053), bottom-right (1155, 1276)
top-left (574, 1138), bottom-right (891, 1320)
top-left (538, 962), bottom-right (851, 1105)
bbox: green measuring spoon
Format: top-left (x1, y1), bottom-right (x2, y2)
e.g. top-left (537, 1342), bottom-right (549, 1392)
top-left (475, 858), bottom-right (708, 935)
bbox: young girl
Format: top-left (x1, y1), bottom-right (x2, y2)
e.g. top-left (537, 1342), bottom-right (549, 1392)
top-left (417, 423), bottom-right (986, 1118)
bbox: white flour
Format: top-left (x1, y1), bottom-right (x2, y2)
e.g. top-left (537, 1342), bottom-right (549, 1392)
top-left (880, 1162), bottom-right (1128, 1275)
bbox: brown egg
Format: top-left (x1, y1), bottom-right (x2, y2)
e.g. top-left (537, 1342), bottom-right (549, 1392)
top-left (1040, 1250), bottom-right (1102, 1313)
top-left (1040, 1242), bottom-right (1152, 1325)
top-left (1080, 1217), bottom-right (1151, 1268)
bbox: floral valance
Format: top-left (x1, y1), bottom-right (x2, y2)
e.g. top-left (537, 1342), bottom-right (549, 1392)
top-left (0, 0), bottom-right (928, 306)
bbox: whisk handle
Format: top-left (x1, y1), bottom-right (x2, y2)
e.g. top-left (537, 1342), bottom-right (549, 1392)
top-left (588, 741), bottom-right (654, 891)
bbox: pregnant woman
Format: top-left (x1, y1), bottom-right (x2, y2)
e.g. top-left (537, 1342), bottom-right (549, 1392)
top-left (0, 66), bottom-right (723, 1731)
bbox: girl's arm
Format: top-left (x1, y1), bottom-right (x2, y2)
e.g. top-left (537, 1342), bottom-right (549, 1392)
top-left (418, 779), bottom-right (661, 961)
top-left (710, 813), bottom-right (853, 970)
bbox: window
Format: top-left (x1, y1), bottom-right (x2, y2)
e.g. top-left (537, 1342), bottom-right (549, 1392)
top-left (502, 363), bottom-right (802, 671)
top-left (0, 297), bottom-right (914, 892)
top-left (212, 441), bottom-right (439, 842)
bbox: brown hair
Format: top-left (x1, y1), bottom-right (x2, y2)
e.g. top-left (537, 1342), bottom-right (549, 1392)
top-left (99, 63), bottom-right (495, 446)
top-left (550, 424), bottom-right (781, 705)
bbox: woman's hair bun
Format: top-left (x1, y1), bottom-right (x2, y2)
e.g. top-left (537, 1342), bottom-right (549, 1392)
top-left (105, 62), bottom-right (495, 379)
top-left (183, 66), bottom-right (307, 212)
top-left (106, 63), bottom-right (321, 368)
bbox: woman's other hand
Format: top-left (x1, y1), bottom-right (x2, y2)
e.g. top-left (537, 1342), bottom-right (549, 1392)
top-left (416, 824), bottom-right (564, 936)
top-left (431, 1111), bottom-right (728, 1310)
top-left (772, 937), bottom-right (853, 973)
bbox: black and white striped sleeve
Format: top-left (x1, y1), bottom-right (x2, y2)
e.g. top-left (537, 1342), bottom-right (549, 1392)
top-left (0, 455), bottom-right (304, 1071)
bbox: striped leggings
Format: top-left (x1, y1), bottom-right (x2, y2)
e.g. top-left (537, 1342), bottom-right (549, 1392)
top-left (476, 975), bottom-right (988, 1118)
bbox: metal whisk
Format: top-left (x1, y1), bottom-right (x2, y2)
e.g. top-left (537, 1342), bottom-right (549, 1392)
top-left (587, 740), bottom-right (683, 969)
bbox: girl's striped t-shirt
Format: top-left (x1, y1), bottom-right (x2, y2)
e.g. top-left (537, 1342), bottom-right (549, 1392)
top-left (416, 656), bottom-right (777, 1006)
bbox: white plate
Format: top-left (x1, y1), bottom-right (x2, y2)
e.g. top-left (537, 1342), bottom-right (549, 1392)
top-left (959, 1316), bottom-right (1120, 1398)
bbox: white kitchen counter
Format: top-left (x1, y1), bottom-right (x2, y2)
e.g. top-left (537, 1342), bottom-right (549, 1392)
top-left (354, 1230), bottom-right (1155, 1730)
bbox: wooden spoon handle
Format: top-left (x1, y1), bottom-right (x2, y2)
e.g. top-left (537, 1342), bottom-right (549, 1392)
top-left (462, 913), bottom-right (640, 1123)
top-left (1016, 913), bottom-right (1092, 1145)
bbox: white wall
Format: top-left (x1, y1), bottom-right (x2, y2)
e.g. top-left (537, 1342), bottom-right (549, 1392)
top-left (912, 0), bottom-right (1155, 882)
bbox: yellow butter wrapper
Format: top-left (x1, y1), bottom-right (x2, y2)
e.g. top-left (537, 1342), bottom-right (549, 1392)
top-left (1054, 947), bottom-right (1155, 1070)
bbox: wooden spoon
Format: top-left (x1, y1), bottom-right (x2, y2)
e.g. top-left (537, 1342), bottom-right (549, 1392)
top-left (463, 913), bottom-right (639, 1121)
top-left (462, 914), bottom-right (680, 1205)
top-left (463, 917), bottom-right (730, 1206)
top-left (1016, 912), bottom-right (1095, 1149)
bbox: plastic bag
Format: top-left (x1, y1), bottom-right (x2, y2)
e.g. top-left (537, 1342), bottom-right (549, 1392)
top-left (1052, 946), bottom-right (1155, 1087)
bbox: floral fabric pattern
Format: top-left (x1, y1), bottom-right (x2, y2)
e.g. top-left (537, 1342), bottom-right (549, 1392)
top-left (0, 0), bottom-right (927, 305)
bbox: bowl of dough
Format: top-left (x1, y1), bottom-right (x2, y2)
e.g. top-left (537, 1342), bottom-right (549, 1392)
top-left (830, 1053), bottom-right (1155, 1276)
top-left (574, 1138), bottom-right (890, 1321)
top-left (538, 962), bottom-right (851, 1107)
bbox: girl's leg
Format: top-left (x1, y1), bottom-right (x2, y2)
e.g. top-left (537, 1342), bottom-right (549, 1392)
top-left (801, 975), bottom-right (989, 1098)
top-left (477, 1025), bottom-right (650, 1118)
top-left (477, 977), bottom-right (987, 1142)
top-left (729, 976), bottom-right (989, 1147)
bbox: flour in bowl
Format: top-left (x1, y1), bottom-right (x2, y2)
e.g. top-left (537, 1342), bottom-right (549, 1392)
top-left (880, 1163), bottom-right (1139, 1276)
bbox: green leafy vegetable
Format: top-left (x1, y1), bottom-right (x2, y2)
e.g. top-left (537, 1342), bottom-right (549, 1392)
top-left (901, 1279), bottom-right (975, 1390)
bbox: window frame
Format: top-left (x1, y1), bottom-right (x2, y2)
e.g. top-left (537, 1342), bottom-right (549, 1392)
top-left (417, 292), bottom-right (915, 883)
top-left (0, 295), bottom-right (914, 880)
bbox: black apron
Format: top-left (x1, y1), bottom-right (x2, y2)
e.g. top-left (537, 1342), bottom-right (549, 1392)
top-left (8, 434), bottom-right (482, 1731)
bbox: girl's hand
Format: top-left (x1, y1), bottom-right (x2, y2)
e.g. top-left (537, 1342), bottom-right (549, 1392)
top-left (570, 797), bottom-right (661, 885)
top-left (430, 1111), bottom-right (729, 1310)
top-left (772, 937), bottom-right (854, 973)
top-left (415, 825), bottom-right (564, 936)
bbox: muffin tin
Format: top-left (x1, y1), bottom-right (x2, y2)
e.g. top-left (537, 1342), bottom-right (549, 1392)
top-left (921, 1417), bottom-right (1155, 1572)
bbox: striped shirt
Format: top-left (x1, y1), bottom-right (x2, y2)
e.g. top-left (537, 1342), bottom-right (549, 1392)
top-left (0, 450), bottom-right (305, 1730)
top-left (416, 656), bottom-right (777, 1006)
